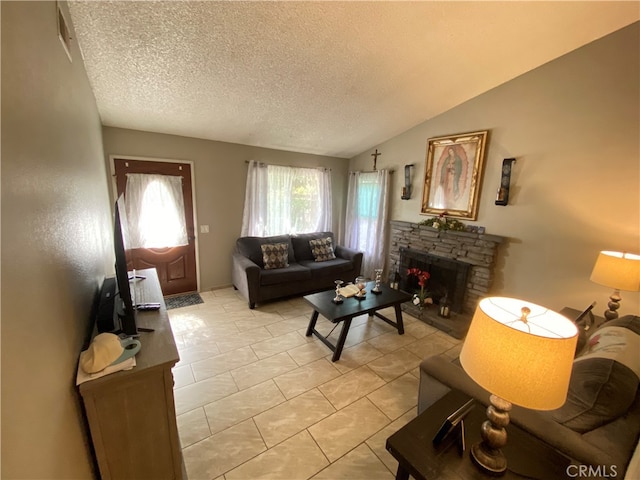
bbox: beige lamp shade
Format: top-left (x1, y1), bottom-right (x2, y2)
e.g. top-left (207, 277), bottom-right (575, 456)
top-left (590, 251), bottom-right (640, 292)
top-left (459, 297), bottom-right (578, 411)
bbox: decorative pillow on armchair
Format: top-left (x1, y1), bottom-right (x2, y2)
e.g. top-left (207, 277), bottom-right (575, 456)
top-left (309, 237), bottom-right (336, 262)
top-left (261, 243), bottom-right (289, 270)
top-left (551, 315), bottom-right (640, 432)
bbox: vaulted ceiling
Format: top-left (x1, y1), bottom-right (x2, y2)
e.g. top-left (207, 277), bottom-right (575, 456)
top-left (68, 1), bottom-right (639, 158)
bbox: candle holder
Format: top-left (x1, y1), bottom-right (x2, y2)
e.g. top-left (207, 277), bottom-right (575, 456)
top-left (390, 270), bottom-right (400, 290)
top-left (333, 280), bottom-right (344, 304)
top-left (354, 276), bottom-right (367, 300)
top-left (372, 269), bottom-right (383, 294)
top-left (438, 294), bottom-right (450, 318)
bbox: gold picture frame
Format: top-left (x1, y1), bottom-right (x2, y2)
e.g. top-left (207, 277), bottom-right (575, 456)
top-left (420, 130), bottom-right (488, 220)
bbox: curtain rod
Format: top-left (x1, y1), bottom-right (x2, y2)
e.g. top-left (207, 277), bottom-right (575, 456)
top-left (351, 170), bottom-right (395, 174)
top-left (244, 160), bottom-right (331, 171)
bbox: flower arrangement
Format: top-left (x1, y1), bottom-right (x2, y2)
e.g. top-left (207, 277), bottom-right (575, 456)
top-left (420, 213), bottom-right (466, 232)
top-left (407, 268), bottom-right (433, 309)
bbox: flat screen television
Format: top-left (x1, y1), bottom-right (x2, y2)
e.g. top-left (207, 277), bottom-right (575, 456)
top-left (113, 194), bottom-right (138, 336)
top-left (96, 194), bottom-right (138, 336)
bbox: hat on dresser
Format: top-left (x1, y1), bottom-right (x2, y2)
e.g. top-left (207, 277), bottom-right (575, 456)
top-left (80, 333), bottom-right (140, 374)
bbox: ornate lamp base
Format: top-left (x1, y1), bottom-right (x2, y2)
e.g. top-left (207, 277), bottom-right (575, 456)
top-left (470, 443), bottom-right (506, 475)
top-left (470, 394), bottom-right (511, 476)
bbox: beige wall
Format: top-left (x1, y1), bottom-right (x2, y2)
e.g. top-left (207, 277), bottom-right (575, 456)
top-left (349, 22), bottom-right (640, 316)
top-left (101, 128), bottom-right (350, 291)
top-left (1, 1), bottom-right (112, 478)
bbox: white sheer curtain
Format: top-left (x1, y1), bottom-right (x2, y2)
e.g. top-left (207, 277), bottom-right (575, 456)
top-left (241, 161), bottom-right (269, 236)
top-left (265, 165), bottom-right (294, 235)
top-left (316, 168), bottom-right (333, 232)
top-left (125, 173), bottom-right (188, 248)
top-left (344, 169), bottom-right (390, 278)
top-left (241, 160), bottom-right (332, 236)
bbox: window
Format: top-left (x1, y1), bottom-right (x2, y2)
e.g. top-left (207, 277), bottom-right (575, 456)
top-left (125, 173), bottom-right (188, 248)
top-left (241, 161), bottom-right (332, 237)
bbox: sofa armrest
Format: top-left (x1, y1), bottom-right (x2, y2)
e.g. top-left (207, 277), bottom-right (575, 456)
top-left (231, 252), bottom-right (261, 308)
top-left (419, 355), bottom-right (624, 471)
top-left (511, 405), bottom-right (622, 471)
top-left (334, 245), bottom-right (363, 273)
top-left (418, 355), bottom-right (490, 414)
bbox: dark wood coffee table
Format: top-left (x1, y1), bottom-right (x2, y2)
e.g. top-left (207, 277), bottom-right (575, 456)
top-left (304, 282), bottom-right (412, 361)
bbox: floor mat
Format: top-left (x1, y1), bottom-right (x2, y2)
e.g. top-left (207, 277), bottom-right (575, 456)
top-left (164, 293), bottom-right (204, 310)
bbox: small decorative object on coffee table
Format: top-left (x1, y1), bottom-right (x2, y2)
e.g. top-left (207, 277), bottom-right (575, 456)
top-left (372, 269), bottom-right (383, 294)
top-left (333, 280), bottom-right (344, 304)
top-left (354, 276), bottom-right (367, 300)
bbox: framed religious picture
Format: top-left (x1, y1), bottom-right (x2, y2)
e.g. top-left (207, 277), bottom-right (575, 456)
top-left (420, 130), bottom-right (488, 220)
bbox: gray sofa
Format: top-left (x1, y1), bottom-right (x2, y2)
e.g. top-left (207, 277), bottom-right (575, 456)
top-left (232, 232), bottom-right (363, 309)
top-left (418, 315), bottom-right (640, 478)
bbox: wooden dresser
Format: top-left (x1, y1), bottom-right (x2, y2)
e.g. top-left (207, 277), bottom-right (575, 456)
top-left (79, 268), bottom-right (184, 479)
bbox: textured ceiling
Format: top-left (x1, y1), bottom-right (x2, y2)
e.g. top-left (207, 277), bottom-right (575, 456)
top-left (68, 1), bottom-right (639, 158)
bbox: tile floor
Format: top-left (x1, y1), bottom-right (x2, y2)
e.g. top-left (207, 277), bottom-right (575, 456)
top-left (169, 287), bottom-right (463, 480)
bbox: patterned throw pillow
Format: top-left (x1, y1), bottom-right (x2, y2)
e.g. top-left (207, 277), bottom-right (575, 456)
top-left (309, 237), bottom-right (336, 262)
top-left (261, 243), bottom-right (289, 270)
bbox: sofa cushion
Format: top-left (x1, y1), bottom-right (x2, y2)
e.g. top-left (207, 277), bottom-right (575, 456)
top-left (236, 235), bottom-right (295, 268)
top-left (309, 236), bottom-right (336, 262)
top-left (261, 242), bottom-right (289, 270)
top-left (299, 258), bottom-right (354, 280)
top-left (259, 262), bottom-right (311, 286)
top-left (551, 359), bottom-right (638, 433)
top-left (291, 232), bottom-right (334, 262)
top-left (551, 315), bottom-right (640, 433)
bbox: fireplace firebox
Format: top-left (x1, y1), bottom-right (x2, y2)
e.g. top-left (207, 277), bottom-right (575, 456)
top-left (398, 247), bottom-right (471, 314)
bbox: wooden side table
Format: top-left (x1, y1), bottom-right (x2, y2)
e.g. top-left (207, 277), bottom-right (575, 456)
top-left (386, 389), bottom-right (573, 480)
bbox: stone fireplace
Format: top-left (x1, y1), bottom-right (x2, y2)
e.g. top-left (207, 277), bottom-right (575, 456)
top-left (388, 220), bottom-right (504, 338)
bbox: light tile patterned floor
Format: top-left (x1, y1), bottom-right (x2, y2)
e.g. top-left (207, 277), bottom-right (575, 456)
top-left (170, 288), bottom-right (462, 480)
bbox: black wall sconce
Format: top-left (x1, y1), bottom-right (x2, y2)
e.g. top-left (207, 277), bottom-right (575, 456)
top-left (401, 164), bottom-right (414, 200)
top-left (495, 158), bottom-right (516, 206)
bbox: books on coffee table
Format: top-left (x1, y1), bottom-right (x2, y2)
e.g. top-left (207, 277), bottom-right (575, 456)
top-left (339, 284), bottom-right (360, 298)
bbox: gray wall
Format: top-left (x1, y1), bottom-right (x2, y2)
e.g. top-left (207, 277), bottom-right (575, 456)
top-left (1, 2), bottom-right (111, 477)
top-left (101, 128), bottom-right (350, 291)
top-left (349, 22), bottom-right (640, 316)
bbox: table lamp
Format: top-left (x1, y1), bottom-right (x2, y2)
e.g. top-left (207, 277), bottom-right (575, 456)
top-left (459, 297), bottom-right (578, 475)
top-left (590, 251), bottom-right (640, 321)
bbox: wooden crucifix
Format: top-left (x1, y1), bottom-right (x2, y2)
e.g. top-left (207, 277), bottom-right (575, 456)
top-left (371, 149), bottom-right (381, 171)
